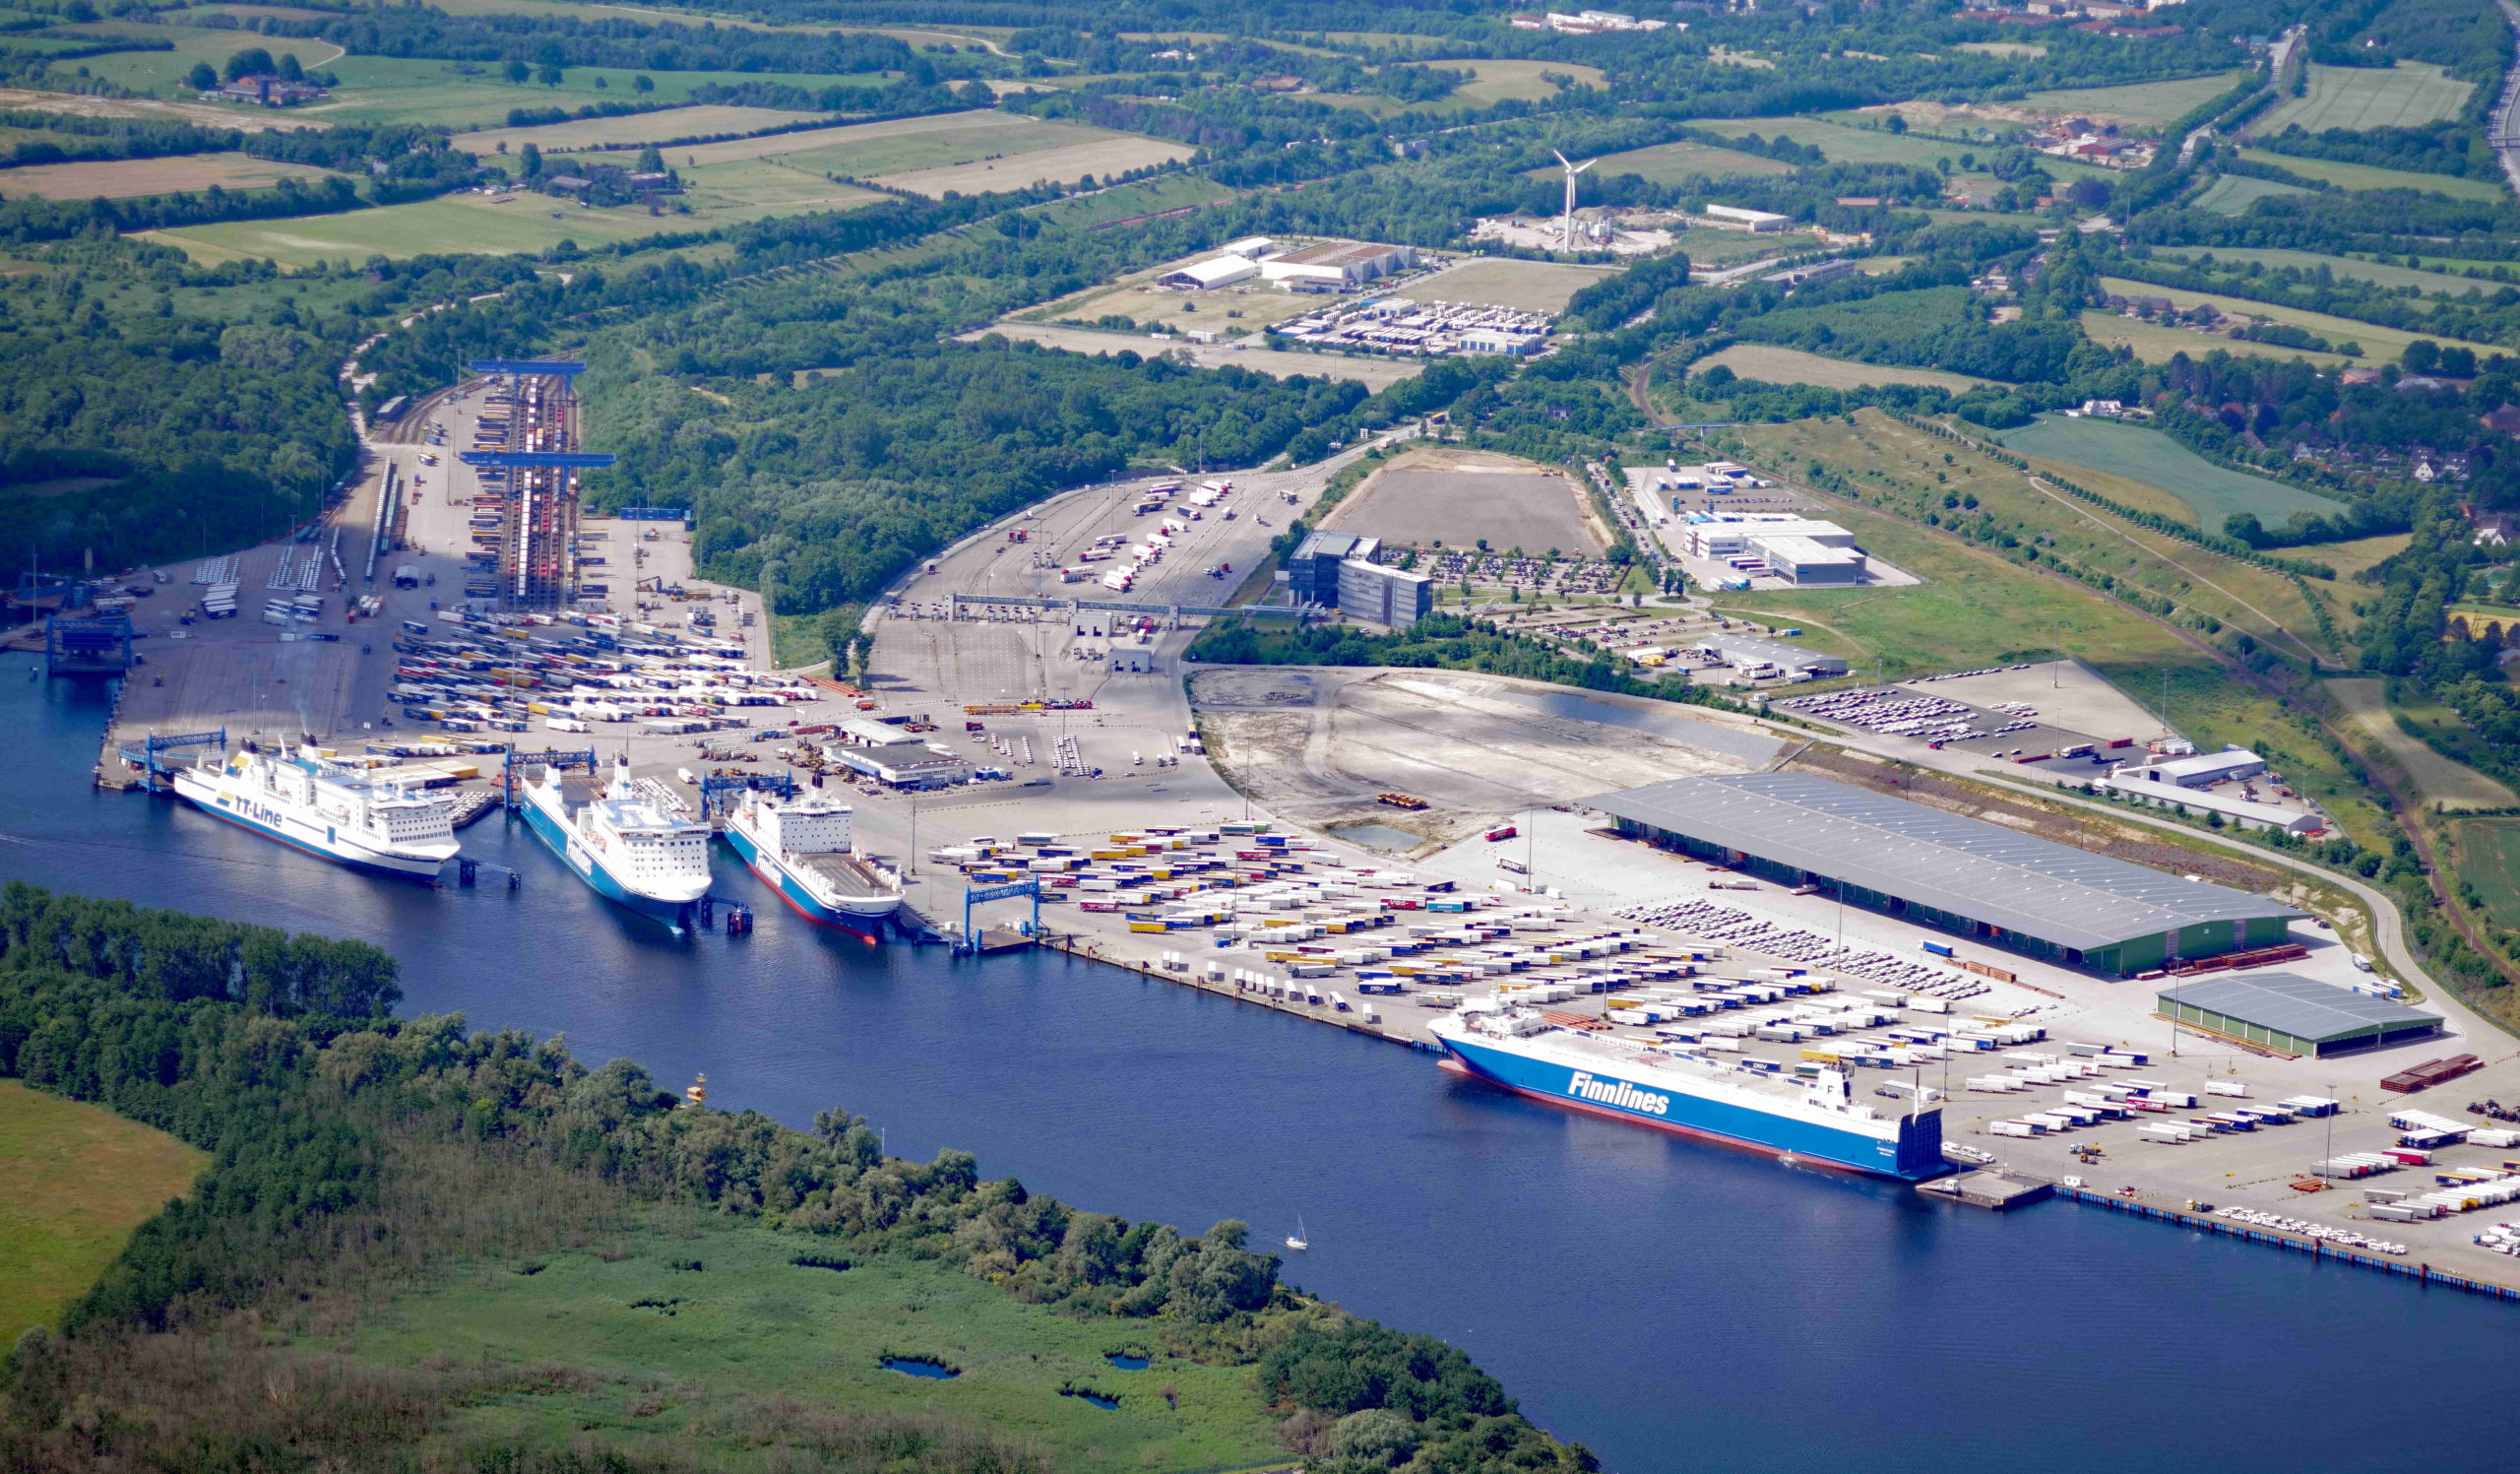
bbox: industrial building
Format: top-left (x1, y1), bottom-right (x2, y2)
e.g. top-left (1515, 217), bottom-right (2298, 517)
top-left (1160, 256), bottom-right (1259, 289)
top-left (1260, 240), bottom-right (1420, 289)
top-left (1758, 536), bottom-right (1864, 585)
top-left (1284, 530), bottom-right (1434, 627)
top-left (2103, 773), bottom-right (2323, 835)
top-left (2115, 748), bottom-right (2267, 789)
top-left (2156, 974), bottom-right (2442, 1057)
top-left (1108, 647), bottom-right (1156, 673)
top-left (1689, 634), bottom-right (1847, 678)
top-left (1703, 204), bottom-right (1790, 231)
top-left (1594, 772), bottom-right (2305, 975)
top-left (1683, 516), bottom-right (1864, 585)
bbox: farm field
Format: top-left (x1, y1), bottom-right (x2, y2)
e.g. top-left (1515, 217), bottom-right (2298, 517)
top-left (0, 85), bottom-right (318, 131)
top-left (958, 321), bottom-right (1427, 388)
top-left (1739, 409), bottom-right (2336, 665)
top-left (1706, 495), bottom-right (2202, 677)
top-left (52, 21), bottom-right (343, 93)
top-left (2330, 676), bottom-right (2518, 810)
top-left (1996, 414), bottom-right (2347, 530)
top-left (2077, 307), bottom-right (2356, 367)
top-left (0, 1079), bottom-right (206, 1344)
top-left (632, 110), bottom-right (1020, 167)
top-left (2094, 276), bottom-right (2504, 362)
top-left (1419, 256), bottom-right (1615, 312)
top-left (2192, 173), bottom-right (2311, 215)
top-left (871, 135), bottom-right (1190, 197)
top-left (770, 118), bottom-right (1126, 178)
top-left (1671, 226), bottom-right (1802, 264)
top-left (456, 104), bottom-right (823, 156)
top-left (1584, 138), bottom-right (1796, 184)
top-left (0, 151), bottom-right (339, 199)
top-left (2451, 816), bottom-right (2520, 933)
top-left (676, 157), bottom-right (887, 211)
top-left (2312, 532), bottom-right (2413, 583)
top-left (1020, 171), bottom-right (1235, 228)
top-left (2014, 71), bottom-right (2255, 127)
top-left (292, 56), bottom-right (886, 129)
top-left (347, 1210), bottom-right (1283, 1474)
top-left (2236, 148), bottom-right (2505, 202)
top-left (1694, 343), bottom-right (1993, 391)
top-left (2153, 246), bottom-right (2503, 296)
top-left (1317, 58), bottom-right (1605, 112)
top-left (1693, 116), bottom-right (2113, 183)
top-left (139, 183), bottom-right (857, 267)
top-left (2255, 62), bottom-right (2473, 136)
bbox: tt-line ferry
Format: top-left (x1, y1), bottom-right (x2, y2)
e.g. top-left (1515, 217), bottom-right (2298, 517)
top-left (171, 745), bottom-right (459, 880)
top-left (1430, 1007), bottom-right (1948, 1180)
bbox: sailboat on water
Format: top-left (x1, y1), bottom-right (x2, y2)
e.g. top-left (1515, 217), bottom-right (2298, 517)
top-left (1285, 1217), bottom-right (1308, 1251)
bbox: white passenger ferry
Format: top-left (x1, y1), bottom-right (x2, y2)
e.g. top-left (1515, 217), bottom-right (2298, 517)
top-left (172, 745), bottom-right (458, 880)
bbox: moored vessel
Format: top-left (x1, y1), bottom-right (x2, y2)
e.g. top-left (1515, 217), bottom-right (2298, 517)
top-left (171, 745), bottom-right (458, 880)
top-left (520, 758), bottom-right (713, 930)
top-left (1430, 1007), bottom-right (1947, 1180)
top-left (722, 788), bottom-right (904, 936)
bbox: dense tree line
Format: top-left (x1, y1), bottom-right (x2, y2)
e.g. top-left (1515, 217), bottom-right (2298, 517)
top-left (236, 4), bottom-right (945, 81)
top-left (0, 883), bottom-right (1591, 1471)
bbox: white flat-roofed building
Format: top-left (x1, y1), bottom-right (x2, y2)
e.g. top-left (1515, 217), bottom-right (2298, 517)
top-left (2114, 747), bottom-right (2267, 789)
top-left (2104, 774), bottom-right (2321, 834)
top-left (1758, 536), bottom-right (1864, 586)
top-left (1219, 236), bottom-right (1275, 258)
top-left (1161, 255), bottom-right (1259, 289)
top-left (1684, 517), bottom-right (1853, 559)
top-left (1704, 205), bottom-right (1791, 231)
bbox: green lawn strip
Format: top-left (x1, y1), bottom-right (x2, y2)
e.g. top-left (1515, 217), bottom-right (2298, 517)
top-left (347, 1211), bottom-right (1280, 1472)
top-left (2234, 148), bottom-right (2506, 203)
top-left (2094, 275), bottom-right (2503, 362)
top-left (2192, 173), bottom-right (2312, 216)
top-left (2079, 306), bottom-right (2354, 367)
top-left (2014, 71), bottom-right (2257, 127)
top-left (2153, 246), bottom-right (2509, 297)
top-left (1994, 415), bottom-right (2345, 528)
top-left (2253, 61), bottom-right (2473, 135)
top-left (0, 1079), bottom-right (206, 1342)
top-left (2450, 816), bottom-right (2520, 933)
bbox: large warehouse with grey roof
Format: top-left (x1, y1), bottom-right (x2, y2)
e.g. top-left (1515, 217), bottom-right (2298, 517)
top-left (1595, 771), bottom-right (2303, 975)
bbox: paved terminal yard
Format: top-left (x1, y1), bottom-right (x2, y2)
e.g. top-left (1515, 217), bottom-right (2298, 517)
top-left (45, 379), bottom-right (2520, 1297)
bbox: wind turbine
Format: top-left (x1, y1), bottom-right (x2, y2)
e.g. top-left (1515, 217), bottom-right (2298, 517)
top-left (1551, 150), bottom-right (1597, 253)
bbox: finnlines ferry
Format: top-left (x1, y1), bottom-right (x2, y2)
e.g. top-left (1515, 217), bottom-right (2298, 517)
top-left (520, 759), bottom-right (713, 931)
top-left (172, 746), bottom-right (459, 880)
top-left (722, 789), bottom-right (903, 937)
top-left (1430, 1008), bottom-right (1948, 1180)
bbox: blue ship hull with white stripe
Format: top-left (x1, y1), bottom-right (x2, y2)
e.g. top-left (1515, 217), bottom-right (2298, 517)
top-left (182, 788), bottom-right (445, 881)
top-left (720, 823), bottom-right (888, 937)
top-left (1438, 1032), bottom-right (1947, 1181)
top-left (522, 794), bottom-right (698, 931)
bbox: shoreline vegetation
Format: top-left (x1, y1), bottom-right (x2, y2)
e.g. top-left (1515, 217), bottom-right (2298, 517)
top-left (0, 883), bottom-right (1593, 1473)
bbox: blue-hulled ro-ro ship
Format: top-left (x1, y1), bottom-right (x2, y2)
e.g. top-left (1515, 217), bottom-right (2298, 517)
top-left (520, 758), bottom-right (713, 931)
top-left (1430, 1007), bottom-right (1949, 1180)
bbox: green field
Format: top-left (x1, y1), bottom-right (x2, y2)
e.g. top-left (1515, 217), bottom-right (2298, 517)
top-left (2095, 275), bottom-right (2505, 362)
top-left (1707, 495), bottom-right (2202, 676)
top-left (2154, 246), bottom-right (2503, 296)
top-left (2255, 61), bottom-right (2473, 135)
top-left (2192, 173), bottom-right (2312, 215)
top-left (1583, 138), bottom-right (1796, 185)
top-left (2330, 676), bottom-right (2520, 810)
top-left (1670, 226), bottom-right (1801, 264)
top-left (142, 182), bottom-right (874, 267)
top-left (1998, 415), bottom-right (2345, 530)
top-left (0, 1079), bottom-right (206, 1343)
top-left (1694, 116), bottom-right (2114, 184)
top-left (765, 118), bottom-right (1119, 178)
top-left (2015, 71), bottom-right (2256, 127)
top-left (2452, 815), bottom-right (2520, 931)
top-left (53, 21), bottom-right (340, 92)
top-left (2236, 147), bottom-right (2505, 202)
top-left (1422, 256), bottom-right (1616, 311)
top-left (1696, 343), bottom-right (1993, 391)
top-left (1316, 58), bottom-right (1604, 113)
top-left (2079, 307), bottom-right (2357, 368)
top-left (302, 56), bottom-right (888, 128)
top-left (346, 1209), bottom-right (1284, 1471)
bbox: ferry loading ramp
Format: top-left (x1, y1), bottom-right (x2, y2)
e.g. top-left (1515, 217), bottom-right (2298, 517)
top-left (1593, 771), bottom-right (2305, 975)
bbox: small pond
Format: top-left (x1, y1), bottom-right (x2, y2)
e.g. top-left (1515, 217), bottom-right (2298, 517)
top-left (1104, 1353), bottom-right (1150, 1371)
top-left (884, 1359), bottom-right (960, 1379)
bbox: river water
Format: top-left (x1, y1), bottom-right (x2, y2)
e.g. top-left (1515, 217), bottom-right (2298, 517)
top-left (14, 670), bottom-right (2513, 1473)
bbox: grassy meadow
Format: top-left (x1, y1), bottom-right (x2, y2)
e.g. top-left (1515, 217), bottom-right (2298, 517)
top-left (0, 1079), bottom-right (206, 1343)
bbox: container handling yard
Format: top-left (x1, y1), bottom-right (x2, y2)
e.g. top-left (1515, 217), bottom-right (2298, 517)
top-left (38, 363), bottom-right (2520, 1300)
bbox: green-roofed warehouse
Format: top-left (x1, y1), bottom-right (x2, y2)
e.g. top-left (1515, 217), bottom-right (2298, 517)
top-left (1594, 772), bottom-right (2305, 976)
top-left (2157, 973), bottom-right (2442, 1058)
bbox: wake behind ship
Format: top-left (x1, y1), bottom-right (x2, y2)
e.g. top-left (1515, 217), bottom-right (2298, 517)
top-left (1431, 1007), bottom-right (1948, 1180)
top-left (171, 745), bottom-right (459, 880)
top-left (521, 759), bottom-right (713, 931)
top-left (722, 788), bottom-right (903, 936)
